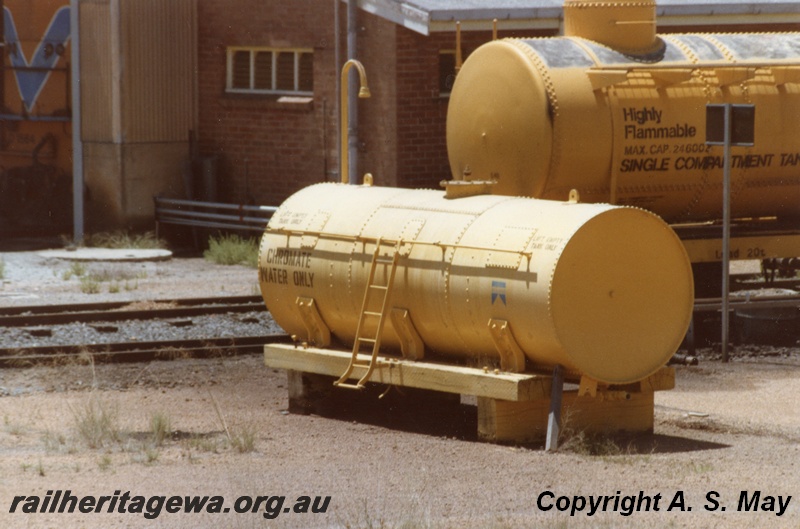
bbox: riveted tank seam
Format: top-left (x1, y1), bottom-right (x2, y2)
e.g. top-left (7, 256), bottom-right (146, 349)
top-left (504, 38), bottom-right (560, 194)
top-left (664, 34), bottom-right (712, 222)
top-left (447, 195), bottom-right (521, 358)
top-left (661, 34), bottom-right (722, 221)
top-left (569, 36), bottom-right (623, 203)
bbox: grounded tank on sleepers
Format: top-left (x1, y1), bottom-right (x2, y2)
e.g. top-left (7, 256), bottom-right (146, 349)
top-left (445, 0), bottom-right (800, 224)
top-left (258, 183), bottom-right (694, 385)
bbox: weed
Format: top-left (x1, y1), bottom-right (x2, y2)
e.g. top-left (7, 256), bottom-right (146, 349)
top-left (145, 447), bottom-right (160, 463)
top-left (155, 347), bottom-right (190, 361)
top-left (42, 430), bottom-right (67, 452)
top-left (689, 461), bottom-right (714, 474)
top-left (71, 396), bottom-right (121, 449)
top-left (230, 425), bottom-right (257, 453)
top-left (0, 257), bottom-right (5, 279)
top-left (559, 430), bottom-right (624, 456)
top-left (185, 435), bottom-right (220, 454)
top-left (204, 234), bottom-right (259, 267)
top-left (71, 265), bottom-right (145, 294)
top-left (86, 230), bottom-right (165, 249)
top-left (4, 419), bottom-right (26, 437)
top-left (97, 455), bottom-right (112, 471)
top-left (62, 261), bottom-right (87, 281)
top-left (150, 411), bottom-right (172, 447)
top-left (129, 445), bottom-right (160, 465)
top-left (80, 276), bottom-right (101, 294)
top-left (37, 459), bottom-right (45, 477)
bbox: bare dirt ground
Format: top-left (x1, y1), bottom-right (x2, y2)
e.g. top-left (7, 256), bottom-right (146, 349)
top-left (1, 248), bottom-right (799, 528)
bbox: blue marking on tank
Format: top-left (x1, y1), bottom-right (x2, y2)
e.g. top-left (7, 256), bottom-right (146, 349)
top-left (491, 280), bottom-right (506, 305)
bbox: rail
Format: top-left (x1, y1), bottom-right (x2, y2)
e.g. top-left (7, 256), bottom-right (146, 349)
top-left (153, 196), bottom-right (277, 237)
top-left (0, 334), bottom-right (291, 367)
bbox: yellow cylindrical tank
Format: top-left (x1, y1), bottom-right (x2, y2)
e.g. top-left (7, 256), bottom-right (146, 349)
top-left (446, 28), bottom-right (800, 223)
top-left (259, 183), bottom-right (694, 384)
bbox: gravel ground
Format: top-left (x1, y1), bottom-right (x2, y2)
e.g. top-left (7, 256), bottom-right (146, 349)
top-left (0, 247), bottom-right (260, 306)
top-left (1, 244), bottom-right (799, 529)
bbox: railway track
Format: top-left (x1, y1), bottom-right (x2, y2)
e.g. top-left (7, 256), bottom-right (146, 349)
top-left (1, 292), bottom-right (796, 367)
top-left (0, 334), bottom-right (291, 367)
top-left (0, 295), bottom-right (287, 367)
top-left (0, 295), bottom-right (265, 327)
top-left (694, 291), bottom-right (800, 313)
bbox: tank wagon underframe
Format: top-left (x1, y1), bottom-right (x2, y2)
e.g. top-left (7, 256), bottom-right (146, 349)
top-left (265, 343), bottom-right (676, 444)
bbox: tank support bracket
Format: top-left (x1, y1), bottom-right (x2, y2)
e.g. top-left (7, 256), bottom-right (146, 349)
top-left (578, 375), bottom-right (599, 397)
top-left (488, 319), bottom-right (526, 372)
top-left (296, 297), bottom-right (332, 347)
top-left (391, 307), bottom-right (425, 360)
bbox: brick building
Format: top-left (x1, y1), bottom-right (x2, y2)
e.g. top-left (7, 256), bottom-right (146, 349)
top-left (194, 0), bottom-right (800, 208)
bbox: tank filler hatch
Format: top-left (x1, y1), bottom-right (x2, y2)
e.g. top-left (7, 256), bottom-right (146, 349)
top-left (563, 0), bottom-right (660, 56)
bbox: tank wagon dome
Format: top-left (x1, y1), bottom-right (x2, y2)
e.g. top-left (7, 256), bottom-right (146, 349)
top-left (260, 183), bottom-right (694, 385)
top-left (446, 0), bottom-right (800, 223)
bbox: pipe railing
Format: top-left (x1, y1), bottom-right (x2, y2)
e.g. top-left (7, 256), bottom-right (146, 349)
top-left (154, 196), bottom-right (277, 237)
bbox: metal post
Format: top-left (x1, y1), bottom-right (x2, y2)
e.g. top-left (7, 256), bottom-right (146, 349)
top-left (334, 0), bottom-right (341, 181)
top-left (70, 0), bottom-right (84, 244)
top-left (721, 104), bottom-right (732, 363)
top-left (346, 0), bottom-right (358, 184)
top-left (545, 364), bottom-right (564, 452)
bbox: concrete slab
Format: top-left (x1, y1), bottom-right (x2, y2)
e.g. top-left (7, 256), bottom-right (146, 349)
top-left (38, 248), bottom-right (172, 262)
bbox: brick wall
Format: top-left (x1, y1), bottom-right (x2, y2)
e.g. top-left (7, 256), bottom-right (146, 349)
top-left (196, 0), bottom-right (338, 206)
top-left (394, 28), bottom-right (449, 190)
top-left (196, 1), bottom-right (794, 207)
top-left (358, 12), bottom-right (398, 187)
top-left (196, 0), bottom-right (556, 205)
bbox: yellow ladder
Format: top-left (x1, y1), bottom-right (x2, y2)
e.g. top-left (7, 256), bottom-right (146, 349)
top-left (335, 240), bottom-right (400, 389)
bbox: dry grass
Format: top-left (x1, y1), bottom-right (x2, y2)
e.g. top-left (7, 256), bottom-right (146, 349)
top-left (85, 230), bottom-right (165, 250)
top-left (203, 234), bottom-right (259, 267)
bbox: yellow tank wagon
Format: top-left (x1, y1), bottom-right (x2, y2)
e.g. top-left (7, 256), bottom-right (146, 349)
top-left (259, 183), bottom-right (693, 385)
top-left (446, 0), bottom-right (800, 226)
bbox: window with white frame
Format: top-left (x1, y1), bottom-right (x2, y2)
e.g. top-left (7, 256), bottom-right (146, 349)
top-left (226, 47), bottom-right (313, 95)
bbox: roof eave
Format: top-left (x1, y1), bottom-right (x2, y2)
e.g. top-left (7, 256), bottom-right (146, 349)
top-left (360, 1), bottom-right (800, 36)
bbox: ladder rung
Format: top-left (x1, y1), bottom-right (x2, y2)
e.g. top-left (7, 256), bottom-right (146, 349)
top-left (358, 337), bottom-right (377, 344)
top-left (369, 284), bottom-right (389, 290)
top-left (334, 381), bottom-right (366, 390)
top-left (363, 311), bottom-right (382, 317)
